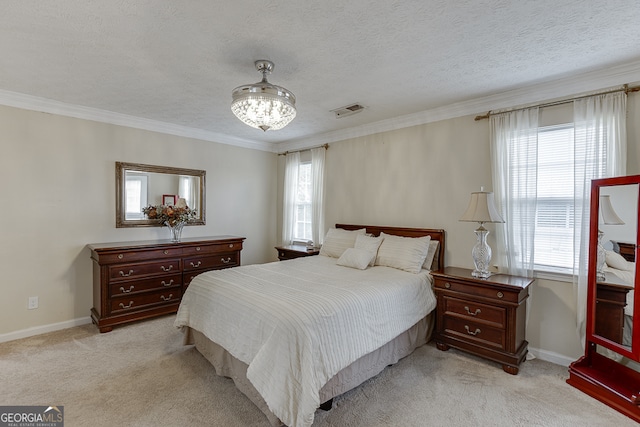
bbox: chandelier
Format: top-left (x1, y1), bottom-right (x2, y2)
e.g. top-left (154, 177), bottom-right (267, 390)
top-left (231, 60), bottom-right (296, 132)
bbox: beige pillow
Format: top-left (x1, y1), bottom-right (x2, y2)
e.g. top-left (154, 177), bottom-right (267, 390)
top-left (375, 232), bottom-right (431, 274)
top-left (336, 248), bottom-right (373, 270)
top-left (319, 228), bottom-right (366, 258)
top-left (606, 250), bottom-right (634, 271)
top-left (422, 240), bottom-right (440, 270)
top-left (354, 234), bottom-right (384, 266)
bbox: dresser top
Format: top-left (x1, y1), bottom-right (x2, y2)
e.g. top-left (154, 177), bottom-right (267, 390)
top-left (87, 235), bottom-right (245, 251)
top-left (431, 267), bottom-right (534, 290)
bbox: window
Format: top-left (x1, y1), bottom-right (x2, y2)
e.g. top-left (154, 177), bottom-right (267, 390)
top-left (511, 123), bottom-right (607, 273)
top-left (293, 162), bottom-right (312, 241)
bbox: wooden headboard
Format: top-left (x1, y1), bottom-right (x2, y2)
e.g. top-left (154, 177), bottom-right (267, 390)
top-left (335, 224), bottom-right (445, 272)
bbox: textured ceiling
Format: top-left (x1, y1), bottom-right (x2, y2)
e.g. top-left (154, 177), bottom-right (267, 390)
top-left (2, 1), bottom-right (640, 152)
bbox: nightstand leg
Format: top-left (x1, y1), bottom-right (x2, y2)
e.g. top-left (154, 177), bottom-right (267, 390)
top-left (436, 341), bottom-right (450, 351)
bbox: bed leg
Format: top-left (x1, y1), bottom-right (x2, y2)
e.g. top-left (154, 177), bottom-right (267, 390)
top-left (319, 398), bottom-right (333, 411)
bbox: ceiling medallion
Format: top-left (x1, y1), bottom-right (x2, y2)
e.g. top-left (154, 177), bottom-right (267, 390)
top-left (231, 60), bottom-right (296, 132)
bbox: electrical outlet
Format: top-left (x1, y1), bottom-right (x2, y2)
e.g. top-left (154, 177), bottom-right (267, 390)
top-left (28, 296), bottom-right (38, 310)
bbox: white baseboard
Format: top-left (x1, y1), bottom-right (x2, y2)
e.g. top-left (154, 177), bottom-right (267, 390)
top-left (529, 346), bottom-right (578, 367)
top-left (0, 317), bottom-right (92, 343)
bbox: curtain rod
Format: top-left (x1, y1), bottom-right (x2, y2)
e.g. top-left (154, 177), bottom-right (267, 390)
top-left (474, 84), bottom-right (640, 121)
top-left (277, 143), bottom-right (329, 156)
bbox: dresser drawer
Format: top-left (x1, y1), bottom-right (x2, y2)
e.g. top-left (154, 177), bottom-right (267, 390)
top-left (97, 247), bottom-right (183, 264)
top-left (443, 316), bottom-right (505, 350)
top-left (110, 288), bottom-right (182, 313)
top-left (443, 295), bottom-right (506, 328)
top-left (434, 278), bottom-right (519, 303)
top-left (182, 241), bottom-right (243, 256)
top-left (109, 273), bottom-right (182, 297)
top-left (108, 259), bottom-right (181, 281)
top-left (183, 252), bottom-right (239, 271)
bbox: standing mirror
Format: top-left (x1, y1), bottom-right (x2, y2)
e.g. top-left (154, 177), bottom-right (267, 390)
top-left (568, 175), bottom-right (640, 422)
top-left (116, 162), bottom-right (206, 228)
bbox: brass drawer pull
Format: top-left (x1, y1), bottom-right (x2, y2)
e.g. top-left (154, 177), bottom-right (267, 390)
top-left (464, 325), bottom-right (481, 336)
top-left (464, 306), bottom-right (481, 316)
top-left (118, 254), bottom-right (124, 259)
top-left (161, 280), bottom-right (174, 287)
top-left (120, 285), bottom-right (134, 293)
top-left (221, 257), bottom-right (232, 264)
top-left (497, 291), bottom-right (504, 299)
top-left (160, 294), bottom-right (173, 301)
top-left (163, 250), bottom-right (169, 255)
top-left (161, 265), bottom-right (174, 272)
top-left (196, 247), bottom-right (201, 251)
top-left (228, 244), bottom-right (234, 248)
top-left (119, 270), bottom-right (134, 277)
top-left (444, 282), bottom-right (451, 289)
top-left (119, 301), bottom-right (134, 309)
top-left (190, 261), bottom-right (202, 268)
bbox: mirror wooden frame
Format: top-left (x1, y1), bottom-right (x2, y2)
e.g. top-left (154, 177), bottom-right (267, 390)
top-left (115, 162), bottom-right (206, 228)
top-left (568, 174), bottom-right (640, 423)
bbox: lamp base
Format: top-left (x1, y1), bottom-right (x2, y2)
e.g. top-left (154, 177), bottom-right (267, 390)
top-left (471, 269), bottom-right (492, 279)
top-left (471, 224), bottom-right (493, 280)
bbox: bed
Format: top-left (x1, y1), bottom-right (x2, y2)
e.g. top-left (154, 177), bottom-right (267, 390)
top-left (174, 224), bottom-right (445, 427)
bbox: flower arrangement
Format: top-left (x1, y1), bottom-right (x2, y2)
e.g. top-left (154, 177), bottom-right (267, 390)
top-left (142, 204), bottom-right (197, 227)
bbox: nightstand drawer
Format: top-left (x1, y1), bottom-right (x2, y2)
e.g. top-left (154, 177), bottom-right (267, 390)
top-left (443, 295), bottom-right (506, 328)
top-left (435, 278), bottom-right (519, 303)
top-left (443, 316), bottom-right (505, 350)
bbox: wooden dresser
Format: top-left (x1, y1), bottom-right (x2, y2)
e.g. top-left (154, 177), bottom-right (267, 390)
top-left (431, 267), bottom-right (534, 374)
top-left (88, 235), bottom-right (245, 332)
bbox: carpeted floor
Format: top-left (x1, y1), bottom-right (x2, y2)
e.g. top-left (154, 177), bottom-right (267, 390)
top-left (0, 315), bottom-right (635, 426)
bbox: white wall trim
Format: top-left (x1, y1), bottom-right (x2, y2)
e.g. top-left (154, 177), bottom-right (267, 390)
top-left (0, 90), bottom-right (274, 153)
top-left (529, 346), bottom-right (577, 367)
top-left (1, 60), bottom-right (639, 155)
top-left (275, 59), bottom-right (640, 153)
top-left (0, 316), bottom-right (92, 343)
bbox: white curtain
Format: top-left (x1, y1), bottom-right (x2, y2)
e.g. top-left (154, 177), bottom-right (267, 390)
top-left (310, 147), bottom-right (326, 247)
top-left (490, 107), bottom-right (539, 277)
top-left (282, 151), bottom-right (300, 245)
top-left (573, 92), bottom-right (627, 341)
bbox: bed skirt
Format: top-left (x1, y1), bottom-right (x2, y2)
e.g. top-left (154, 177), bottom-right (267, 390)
top-left (185, 312), bottom-right (434, 426)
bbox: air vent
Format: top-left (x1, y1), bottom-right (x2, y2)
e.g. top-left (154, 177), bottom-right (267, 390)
top-left (330, 103), bottom-right (366, 119)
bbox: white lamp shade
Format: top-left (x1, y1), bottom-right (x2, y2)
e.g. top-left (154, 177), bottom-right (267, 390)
top-left (600, 195), bottom-right (624, 225)
top-left (460, 191), bottom-right (504, 223)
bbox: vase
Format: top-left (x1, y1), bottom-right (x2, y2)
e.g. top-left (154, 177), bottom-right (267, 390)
top-left (165, 221), bottom-right (186, 243)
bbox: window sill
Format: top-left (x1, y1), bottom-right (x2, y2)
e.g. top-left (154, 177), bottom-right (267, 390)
top-left (533, 269), bottom-right (574, 283)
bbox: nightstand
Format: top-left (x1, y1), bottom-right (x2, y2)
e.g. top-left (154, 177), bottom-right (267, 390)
top-left (431, 267), bottom-right (534, 375)
top-left (275, 244), bottom-right (320, 261)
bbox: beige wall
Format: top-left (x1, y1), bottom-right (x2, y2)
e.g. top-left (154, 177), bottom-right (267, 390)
top-left (279, 93), bottom-right (640, 364)
top-left (0, 105), bottom-right (277, 338)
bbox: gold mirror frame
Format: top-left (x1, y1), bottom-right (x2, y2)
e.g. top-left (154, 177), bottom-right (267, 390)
top-left (116, 162), bottom-right (206, 228)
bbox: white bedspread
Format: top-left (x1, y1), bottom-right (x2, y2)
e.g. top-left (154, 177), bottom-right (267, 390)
top-left (174, 255), bottom-right (436, 427)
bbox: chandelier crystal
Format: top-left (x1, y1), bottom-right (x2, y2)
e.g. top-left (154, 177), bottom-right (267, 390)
top-left (231, 60), bottom-right (296, 132)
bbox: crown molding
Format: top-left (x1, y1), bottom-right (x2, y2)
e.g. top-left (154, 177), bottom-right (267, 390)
top-left (0, 90), bottom-right (274, 152)
top-left (2, 59), bottom-right (639, 155)
top-left (275, 59), bottom-right (640, 153)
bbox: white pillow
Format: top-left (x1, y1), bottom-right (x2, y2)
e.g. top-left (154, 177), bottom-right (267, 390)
top-left (422, 240), bottom-right (440, 270)
top-left (319, 228), bottom-right (366, 258)
top-left (336, 248), bottom-right (374, 270)
top-left (606, 250), bottom-right (634, 271)
top-left (375, 232), bottom-right (431, 274)
top-left (354, 234), bottom-right (384, 266)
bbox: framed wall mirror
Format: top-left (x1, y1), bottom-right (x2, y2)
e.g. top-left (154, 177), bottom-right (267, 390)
top-left (116, 162), bottom-right (206, 228)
